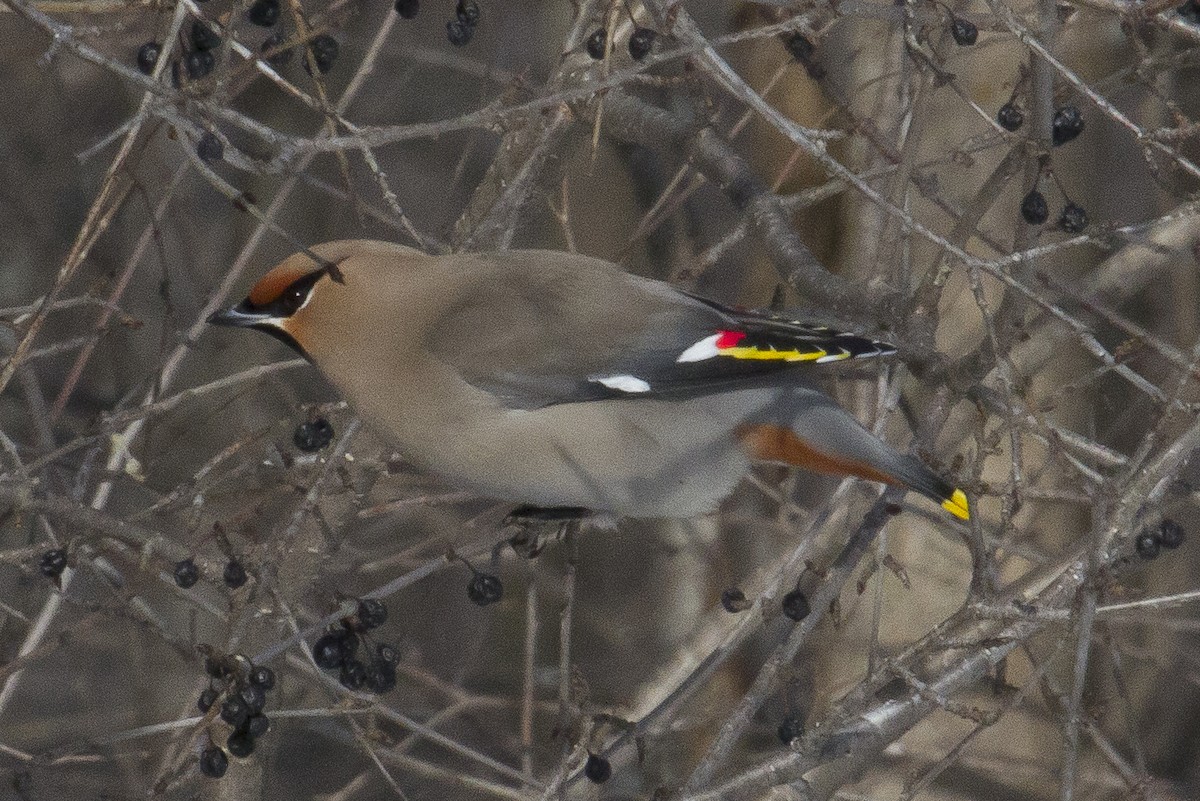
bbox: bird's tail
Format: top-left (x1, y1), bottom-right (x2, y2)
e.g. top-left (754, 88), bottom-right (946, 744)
top-left (737, 391), bottom-right (970, 520)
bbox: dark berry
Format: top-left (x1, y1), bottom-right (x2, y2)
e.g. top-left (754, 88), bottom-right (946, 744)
top-left (1135, 531), bottom-right (1161, 560)
top-left (293, 418), bottom-right (333, 451)
top-left (355, 598), bottom-right (388, 630)
top-left (455, 0), bottom-right (479, 25)
top-left (191, 21), bottom-right (222, 52)
top-left (245, 713), bottom-right (270, 738)
top-left (950, 17), bottom-right (977, 46)
top-left (1058, 203), bottom-right (1088, 233)
top-left (198, 687), bottom-right (219, 713)
top-left (1051, 105), bottom-right (1084, 146)
top-left (239, 685), bottom-right (266, 715)
top-left (197, 132), bottom-right (223, 163)
top-left (184, 49), bottom-right (215, 80)
top-left (313, 632), bottom-right (348, 669)
top-left (394, 0), bottom-right (419, 18)
top-left (1160, 519), bottom-right (1185, 549)
top-left (584, 753), bottom-right (611, 783)
top-left (586, 28), bottom-right (607, 60)
top-left (339, 659), bottom-right (369, 690)
top-left (247, 0), bottom-right (279, 27)
top-left (447, 19), bottom-right (474, 46)
top-left (316, 623), bottom-right (357, 661)
top-left (38, 548), bottom-right (67, 579)
top-left (199, 747), bottom-right (228, 778)
top-left (220, 696), bottom-right (249, 728)
top-left (223, 559), bottom-right (247, 589)
top-left (781, 589), bottom-right (810, 621)
top-left (628, 27), bottom-right (656, 60)
top-left (467, 572), bottom-right (503, 606)
top-left (721, 587), bottom-right (750, 613)
top-left (306, 35), bottom-right (339, 74)
top-left (137, 42), bottom-right (161, 75)
top-left (777, 714), bottom-right (803, 744)
top-left (261, 33), bottom-right (293, 68)
top-left (1020, 189), bottom-right (1048, 225)
top-left (173, 558), bottom-right (200, 589)
top-left (226, 732), bottom-right (255, 758)
top-left (376, 643), bottom-right (400, 665)
top-left (249, 666), bottom-right (276, 690)
top-left (997, 102), bottom-right (1023, 131)
top-left (365, 660), bottom-right (397, 694)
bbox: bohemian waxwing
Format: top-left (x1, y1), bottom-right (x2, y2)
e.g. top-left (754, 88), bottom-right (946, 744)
top-left (208, 240), bottom-right (969, 521)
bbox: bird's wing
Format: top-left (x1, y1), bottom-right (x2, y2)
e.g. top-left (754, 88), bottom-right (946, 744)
top-left (425, 253), bottom-right (895, 409)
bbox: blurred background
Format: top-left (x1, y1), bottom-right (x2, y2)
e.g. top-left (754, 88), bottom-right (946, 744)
top-left (1, 0), bottom-right (1199, 798)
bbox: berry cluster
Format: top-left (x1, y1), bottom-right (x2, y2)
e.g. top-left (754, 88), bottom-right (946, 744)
top-left (173, 557), bottom-right (250, 590)
top-left (134, 5), bottom-right (343, 164)
top-left (995, 103), bottom-right (1084, 147)
top-left (585, 25), bottom-right (657, 61)
top-left (311, 598), bottom-right (400, 694)
top-left (447, 1), bottom-right (480, 47)
top-left (1012, 105), bottom-right (1088, 233)
top-left (133, 2), bottom-right (342, 88)
top-left (1020, 189), bottom-right (1089, 232)
top-left (196, 652), bottom-right (278, 778)
top-left (1136, 518), bottom-right (1186, 560)
top-left (1020, 187), bottom-right (1089, 232)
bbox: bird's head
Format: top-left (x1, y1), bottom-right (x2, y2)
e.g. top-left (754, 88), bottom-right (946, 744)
top-left (209, 241), bottom-right (431, 359)
top-left (207, 243), bottom-right (361, 358)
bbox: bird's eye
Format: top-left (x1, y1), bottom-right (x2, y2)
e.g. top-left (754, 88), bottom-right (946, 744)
top-left (281, 286), bottom-right (307, 313)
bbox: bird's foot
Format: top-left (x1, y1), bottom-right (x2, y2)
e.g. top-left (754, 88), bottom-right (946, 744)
top-left (504, 505), bottom-right (594, 524)
top-left (503, 506), bottom-right (595, 560)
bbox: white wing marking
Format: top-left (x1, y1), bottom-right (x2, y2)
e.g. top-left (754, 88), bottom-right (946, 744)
top-left (675, 333), bottom-right (722, 363)
top-left (591, 374), bottom-right (652, 393)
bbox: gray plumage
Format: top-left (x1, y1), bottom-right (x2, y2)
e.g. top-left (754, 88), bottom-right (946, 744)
top-left (209, 240), bottom-right (966, 520)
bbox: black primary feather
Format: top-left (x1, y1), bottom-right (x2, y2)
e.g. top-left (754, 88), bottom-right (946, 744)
top-left (426, 253), bottom-right (896, 409)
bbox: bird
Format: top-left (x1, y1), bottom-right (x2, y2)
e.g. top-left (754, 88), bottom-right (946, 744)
top-left (208, 240), bottom-right (969, 521)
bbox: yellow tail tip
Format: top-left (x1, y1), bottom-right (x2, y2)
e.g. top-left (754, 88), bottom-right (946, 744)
top-left (941, 489), bottom-right (970, 521)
